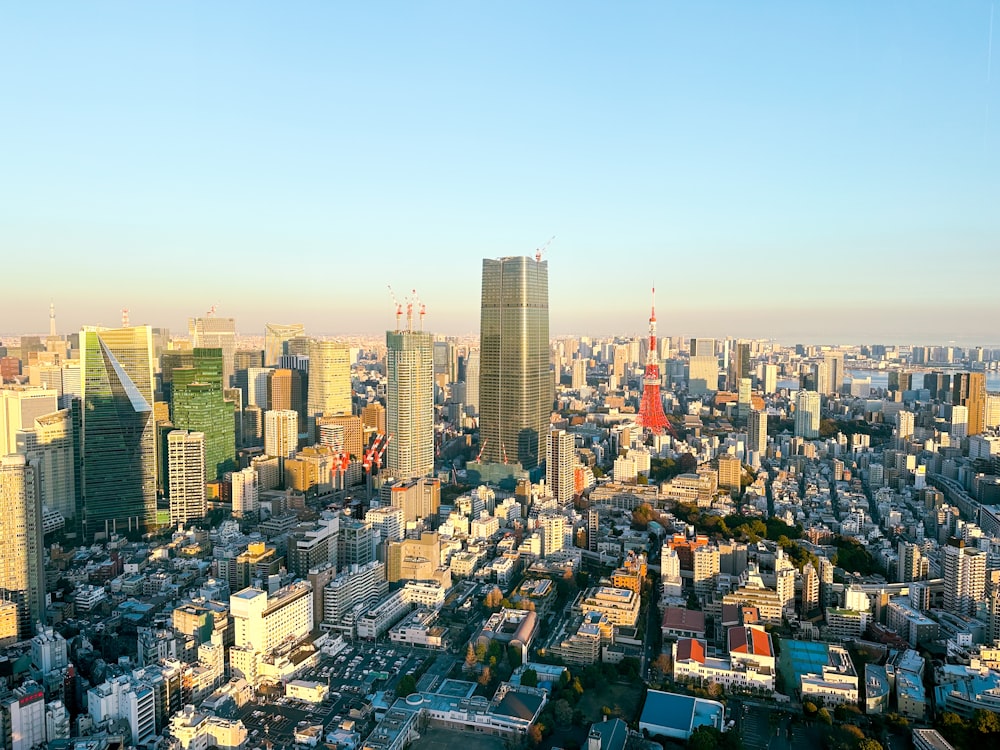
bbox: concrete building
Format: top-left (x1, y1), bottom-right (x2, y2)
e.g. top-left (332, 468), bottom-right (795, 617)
top-left (0, 455), bottom-right (45, 640)
top-left (167, 430), bottom-right (207, 525)
top-left (386, 328), bottom-right (434, 479)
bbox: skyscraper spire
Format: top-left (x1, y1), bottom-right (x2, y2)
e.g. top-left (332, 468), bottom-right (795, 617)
top-left (49, 301), bottom-right (56, 337)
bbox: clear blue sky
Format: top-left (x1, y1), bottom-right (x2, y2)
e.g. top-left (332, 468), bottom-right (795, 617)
top-left (2, 2), bottom-right (998, 344)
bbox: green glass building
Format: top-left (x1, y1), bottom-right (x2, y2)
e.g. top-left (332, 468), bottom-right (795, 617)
top-left (171, 348), bottom-right (236, 480)
top-left (80, 326), bottom-right (157, 540)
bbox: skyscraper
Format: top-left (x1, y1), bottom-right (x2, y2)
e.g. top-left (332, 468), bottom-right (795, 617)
top-left (464, 349), bottom-right (480, 417)
top-left (953, 372), bottom-right (987, 436)
top-left (188, 315), bottom-right (236, 387)
top-left (546, 429), bottom-right (575, 505)
top-left (171, 348), bottom-right (236, 480)
top-left (167, 430), bottom-right (206, 525)
top-left (80, 326), bottom-right (156, 540)
top-left (748, 409), bottom-right (768, 458)
top-left (15, 408), bottom-right (76, 523)
top-left (307, 340), bottom-right (352, 419)
top-left (1, 387), bottom-right (59, 457)
top-left (479, 255), bottom-right (551, 470)
top-left (264, 323), bottom-right (305, 367)
top-left (386, 325), bottom-right (434, 479)
top-left (0, 455), bottom-right (45, 639)
top-left (794, 390), bottom-right (821, 439)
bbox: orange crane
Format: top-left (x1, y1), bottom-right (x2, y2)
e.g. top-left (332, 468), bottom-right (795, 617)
top-left (476, 438), bottom-right (489, 463)
top-left (121, 307), bottom-right (129, 327)
top-left (387, 286), bottom-right (403, 331)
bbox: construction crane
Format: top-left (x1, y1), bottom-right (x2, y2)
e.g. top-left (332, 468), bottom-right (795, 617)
top-left (206, 304), bottom-right (217, 317)
top-left (475, 438), bottom-right (489, 463)
top-left (501, 442), bottom-right (509, 465)
top-left (535, 235), bottom-right (555, 263)
top-left (121, 307), bottom-right (129, 327)
top-left (409, 289), bottom-right (426, 331)
top-left (387, 286), bottom-right (403, 331)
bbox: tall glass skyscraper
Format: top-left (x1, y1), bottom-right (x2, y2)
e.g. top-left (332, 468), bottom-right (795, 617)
top-left (171, 348), bottom-right (236, 480)
top-left (386, 329), bottom-right (434, 478)
top-left (80, 325), bottom-right (157, 540)
top-left (479, 256), bottom-right (551, 470)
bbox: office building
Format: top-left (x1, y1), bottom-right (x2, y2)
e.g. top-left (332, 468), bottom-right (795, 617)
top-left (1, 387), bottom-right (59, 457)
top-left (167, 430), bottom-right (206, 525)
top-left (14, 408), bottom-right (76, 522)
top-left (307, 339), bottom-right (352, 419)
top-left (264, 323), bottom-right (305, 367)
top-left (794, 390), bottom-right (821, 439)
top-left (953, 372), bottom-right (987, 436)
top-left (688, 355), bottom-right (718, 396)
top-left (546, 429), bottom-right (575, 504)
top-left (386, 327), bottom-right (434, 479)
top-left (763, 364), bottom-right (777, 395)
top-left (824, 352), bottom-right (844, 395)
top-left (361, 402), bottom-right (386, 435)
top-left (79, 325), bottom-right (156, 540)
top-left (479, 255), bottom-right (551, 470)
top-left (382, 477), bottom-right (440, 523)
top-left (170, 348), bottom-right (235, 480)
top-left (188, 315), bottom-right (236, 387)
top-left (0, 455), bottom-right (45, 640)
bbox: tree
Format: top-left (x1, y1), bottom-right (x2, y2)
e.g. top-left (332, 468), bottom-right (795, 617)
top-left (817, 708), bottom-right (832, 725)
top-left (974, 709), bottom-right (1000, 735)
top-left (652, 653), bottom-right (672, 675)
top-left (553, 699), bottom-right (573, 726)
top-left (803, 702), bottom-right (818, 716)
top-left (521, 668), bottom-right (538, 688)
top-left (527, 725), bottom-right (544, 748)
top-left (397, 675), bottom-right (417, 697)
top-left (478, 666), bottom-right (493, 687)
top-left (857, 740), bottom-right (883, 750)
top-left (465, 643), bottom-right (478, 672)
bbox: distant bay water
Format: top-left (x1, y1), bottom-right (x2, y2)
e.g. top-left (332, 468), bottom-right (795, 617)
top-left (778, 370), bottom-right (1000, 393)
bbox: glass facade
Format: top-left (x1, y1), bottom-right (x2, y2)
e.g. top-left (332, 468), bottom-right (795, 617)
top-left (80, 326), bottom-right (157, 539)
top-left (171, 348), bottom-right (236, 480)
top-left (479, 256), bottom-right (551, 469)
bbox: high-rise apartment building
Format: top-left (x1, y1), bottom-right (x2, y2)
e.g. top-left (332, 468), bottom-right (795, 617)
top-left (546, 429), bottom-right (575, 505)
top-left (942, 538), bottom-right (986, 617)
top-left (748, 409), bottom-right (768, 458)
top-left (188, 316), bottom-right (236, 387)
top-left (794, 390), bottom-right (821, 439)
top-left (307, 340), bottom-right (352, 419)
top-left (952, 372), bottom-right (987, 436)
top-left (386, 328), bottom-right (434, 479)
top-left (167, 430), bottom-right (206, 525)
top-left (80, 326), bottom-right (156, 540)
top-left (170, 348), bottom-right (235, 480)
top-left (464, 349), bottom-right (480, 416)
top-left (0, 455), bottom-right (45, 640)
top-left (479, 256), bottom-right (551, 470)
top-left (263, 323), bottom-right (305, 367)
top-left (264, 410), bottom-right (298, 460)
top-left (229, 467), bottom-right (259, 518)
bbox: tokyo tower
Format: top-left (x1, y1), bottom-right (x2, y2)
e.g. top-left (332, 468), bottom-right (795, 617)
top-left (637, 287), bottom-right (669, 435)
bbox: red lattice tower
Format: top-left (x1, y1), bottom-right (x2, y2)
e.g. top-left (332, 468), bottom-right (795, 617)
top-left (637, 287), bottom-right (669, 435)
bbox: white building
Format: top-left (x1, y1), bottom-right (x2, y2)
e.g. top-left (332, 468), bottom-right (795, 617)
top-left (168, 430), bottom-right (207, 525)
top-left (228, 466), bottom-right (259, 518)
top-left (794, 390), bottom-right (821, 439)
top-left (264, 409), bottom-right (299, 459)
top-left (231, 582), bottom-right (313, 654)
top-left (546, 429), bottom-right (576, 504)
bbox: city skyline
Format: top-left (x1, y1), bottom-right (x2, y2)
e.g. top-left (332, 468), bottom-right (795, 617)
top-left (3, 3), bottom-right (999, 342)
